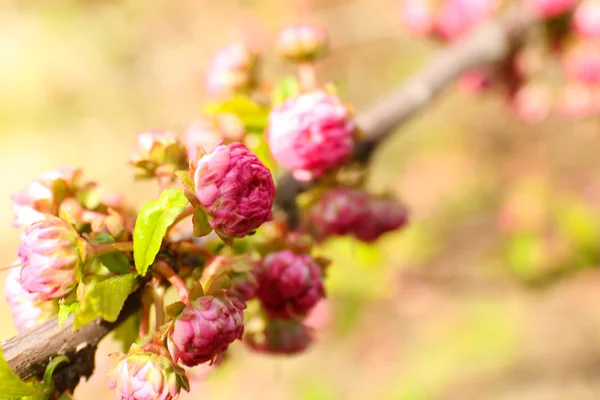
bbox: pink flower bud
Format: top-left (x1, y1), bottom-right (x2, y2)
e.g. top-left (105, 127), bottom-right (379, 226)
top-left (108, 344), bottom-right (189, 400)
top-left (184, 114), bottom-right (245, 161)
top-left (11, 167), bottom-right (81, 229)
top-left (436, 0), bottom-right (496, 40)
top-left (574, 0), bottom-right (600, 38)
top-left (353, 197), bottom-right (409, 243)
top-left (267, 90), bottom-right (355, 181)
top-left (556, 82), bottom-right (600, 117)
top-left (167, 295), bottom-right (245, 366)
top-left (4, 264), bottom-right (43, 333)
top-left (205, 43), bottom-right (258, 95)
top-left (193, 142), bottom-right (275, 238)
top-left (18, 215), bottom-right (86, 300)
top-left (526, 0), bottom-right (576, 17)
top-left (511, 82), bottom-right (553, 123)
top-left (255, 250), bottom-right (325, 319)
top-left (305, 188), bottom-right (408, 242)
top-left (563, 40), bottom-right (600, 84)
top-left (458, 69), bottom-right (492, 93)
top-left (276, 24), bottom-right (329, 62)
top-left (245, 318), bottom-right (312, 355)
top-left (400, 0), bottom-right (436, 37)
top-left (131, 130), bottom-right (187, 181)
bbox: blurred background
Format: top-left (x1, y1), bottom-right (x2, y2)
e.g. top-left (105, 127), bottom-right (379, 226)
top-left (3, 0), bottom-right (600, 399)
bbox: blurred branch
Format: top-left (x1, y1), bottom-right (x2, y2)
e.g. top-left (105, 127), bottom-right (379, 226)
top-left (1, 4), bottom-right (538, 394)
top-left (275, 5), bottom-right (538, 228)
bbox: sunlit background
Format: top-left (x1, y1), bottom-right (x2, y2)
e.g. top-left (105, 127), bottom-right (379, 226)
top-left (3, 0), bottom-right (600, 399)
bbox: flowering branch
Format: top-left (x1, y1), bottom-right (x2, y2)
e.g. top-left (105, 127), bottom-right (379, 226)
top-left (275, 4), bottom-right (538, 228)
top-left (1, 4), bottom-right (538, 393)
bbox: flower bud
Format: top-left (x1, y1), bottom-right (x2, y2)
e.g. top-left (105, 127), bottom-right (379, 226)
top-left (11, 167), bottom-right (81, 229)
top-left (167, 294), bottom-right (245, 366)
top-left (400, 0), bottom-right (436, 37)
top-left (556, 82), bottom-right (600, 117)
top-left (18, 215), bottom-right (86, 300)
top-left (4, 264), bottom-right (43, 333)
top-left (305, 188), bottom-right (408, 242)
top-left (201, 255), bottom-right (258, 302)
top-left (255, 250), bottom-right (325, 319)
top-left (276, 24), bottom-right (329, 62)
top-left (526, 0), bottom-right (576, 17)
top-left (511, 82), bottom-right (552, 123)
top-left (205, 43), bottom-right (259, 96)
top-left (193, 142), bottom-right (275, 238)
top-left (184, 114), bottom-right (245, 161)
top-left (563, 40), bottom-right (600, 84)
top-left (245, 318), bottom-right (312, 355)
top-left (108, 344), bottom-right (189, 400)
top-left (131, 130), bottom-right (187, 182)
top-left (574, 0), bottom-right (600, 39)
top-left (267, 90), bottom-right (355, 181)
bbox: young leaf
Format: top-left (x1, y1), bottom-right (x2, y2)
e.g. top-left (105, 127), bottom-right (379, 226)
top-left (166, 301), bottom-right (186, 319)
top-left (175, 171), bottom-right (195, 193)
top-left (204, 95), bottom-right (269, 134)
top-left (90, 232), bottom-right (115, 245)
top-left (88, 274), bottom-right (137, 322)
top-left (272, 76), bottom-right (300, 106)
top-left (0, 346), bottom-right (45, 399)
top-left (58, 302), bottom-right (80, 327)
top-left (112, 311), bottom-right (141, 352)
top-left (133, 189), bottom-right (188, 275)
top-left (192, 208), bottom-right (212, 237)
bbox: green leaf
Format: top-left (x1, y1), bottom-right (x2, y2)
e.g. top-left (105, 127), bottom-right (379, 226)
top-left (0, 347), bottom-right (45, 399)
top-left (43, 356), bottom-right (69, 386)
top-left (204, 95), bottom-right (269, 134)
top-left (175, 171), bottom-right (195, 193)
top-left (133, 189), bottom-right (189, 275)
top-left (91, 234), bottom-right (131, 274)
top-left (88, 274), bottom-right (137, 322)
top-left (166, 301), bottom-right (186, 319)
top-left (112, 311), bottom-right (141, 352)
top-left (58, 302), bottom-right (79, 327)
top-left (192, 208), bottom-right (212, 237)
top-left (90, 232), bottom-right (115, 245)
top-left (189, 282), bottom-right (204, 302)
top-left (272, 76), bottom-right (300, 106)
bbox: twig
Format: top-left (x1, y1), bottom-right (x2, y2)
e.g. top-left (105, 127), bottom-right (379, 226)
top-left (1, 5), bottom-right (538, 393)
top-left (275, 5), bottom-right (538, 228)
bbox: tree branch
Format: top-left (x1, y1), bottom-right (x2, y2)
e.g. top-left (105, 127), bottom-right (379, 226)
top-left (1, 4), bottom-right (538, 393)
top-left (275, 5), bottom-right (538, 228)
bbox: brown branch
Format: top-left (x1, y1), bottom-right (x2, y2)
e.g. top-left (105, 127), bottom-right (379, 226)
top-left (275, 5), bottom-right (538, 228)
top-left (1, 5), bottom-right (538, 394)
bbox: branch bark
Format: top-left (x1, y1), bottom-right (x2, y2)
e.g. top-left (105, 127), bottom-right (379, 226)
top-left (1, 4), bottom-right (538, 393)
top-left (275, 5), bottom-right (538, 228)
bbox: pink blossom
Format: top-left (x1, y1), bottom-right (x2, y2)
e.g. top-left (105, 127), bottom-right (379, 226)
top-left (511, 82), bottom-right (553, 123)
top-left (276, 24), bottom-right (329, 61)
top-left (193, 142), bottom-right (275, 238)
top-left (255, 250), bottom-right (325, 319)
top-left (4, 264), bottom-right (42, 333)
top-left (556, 82), bottom-right (600, 117)
top-left (400, 0), bottom-right (436, 36)
top-left (11, 167), bottom-right (80, 229)
top-left (205, 43), bottom-right (258, 95)
top-left (563, 40), bottom-right (600, 84)
top-left (18, 215), bottom-right (86, 300)
top-left (526, 0), bottom-right (577, 17)
top-left (167, 295), bottom-right (245, 367)
top-left (574, 0), bottom-right (600, 38)
top-left (267, 90), bottom-right (355, 181)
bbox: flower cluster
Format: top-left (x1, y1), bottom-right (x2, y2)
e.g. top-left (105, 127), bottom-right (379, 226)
top-left (2, 21), bottom-right (412, 400)
top-left (304, 188), bottom-right (409, 242)
top-left (400, 0), bottom-right (600, 121)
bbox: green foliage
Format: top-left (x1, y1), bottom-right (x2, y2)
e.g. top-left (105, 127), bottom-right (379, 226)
top-left (192, 208), bottom-right (212, 237)
top-left (204, 95), bottom-right (269, 135)
top-left (57, 302), bottom-right (80, 327)
top-left (74, 273), bottom-right (137, 327)
top-left (91, 233), bottom-right (131, 274)
top-left (112, 311), bottom-right (141, 352)
top-left (0, 347), bottom-right (45, 399)
top-left (133, 189), bottom-right (188, 275)
top-left (271, 76), bottom-right (300, 106)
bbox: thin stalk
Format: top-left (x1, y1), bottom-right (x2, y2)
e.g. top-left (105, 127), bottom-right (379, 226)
top-left (297, 62), bottom-right (317, 90)
top-left (166, 205), bottom-right (196, 236)
top-left (155, 261), bottom-right (190, 303)
top-left (91, 242), bottom-right (133, 257)
top-left (150, 282), bottom-right (166, 329)
top-left (176, 241), bottom-right (215, 261)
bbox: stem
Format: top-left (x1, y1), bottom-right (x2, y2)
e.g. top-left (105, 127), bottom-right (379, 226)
top-left (176, 241), bottom-right (215, 261)
top-left (155, 261), bottom-right (190, 303)
top-left (166, 205), bottom-right (196, 236)
top-left (91, 242), bottom-right (134, 257)
top-left (150, 282), bottom-right (166, 329)
top-left (297, 62), bottom-right (317, 90)
top-left (139, 290), bottom-right (152, 337)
